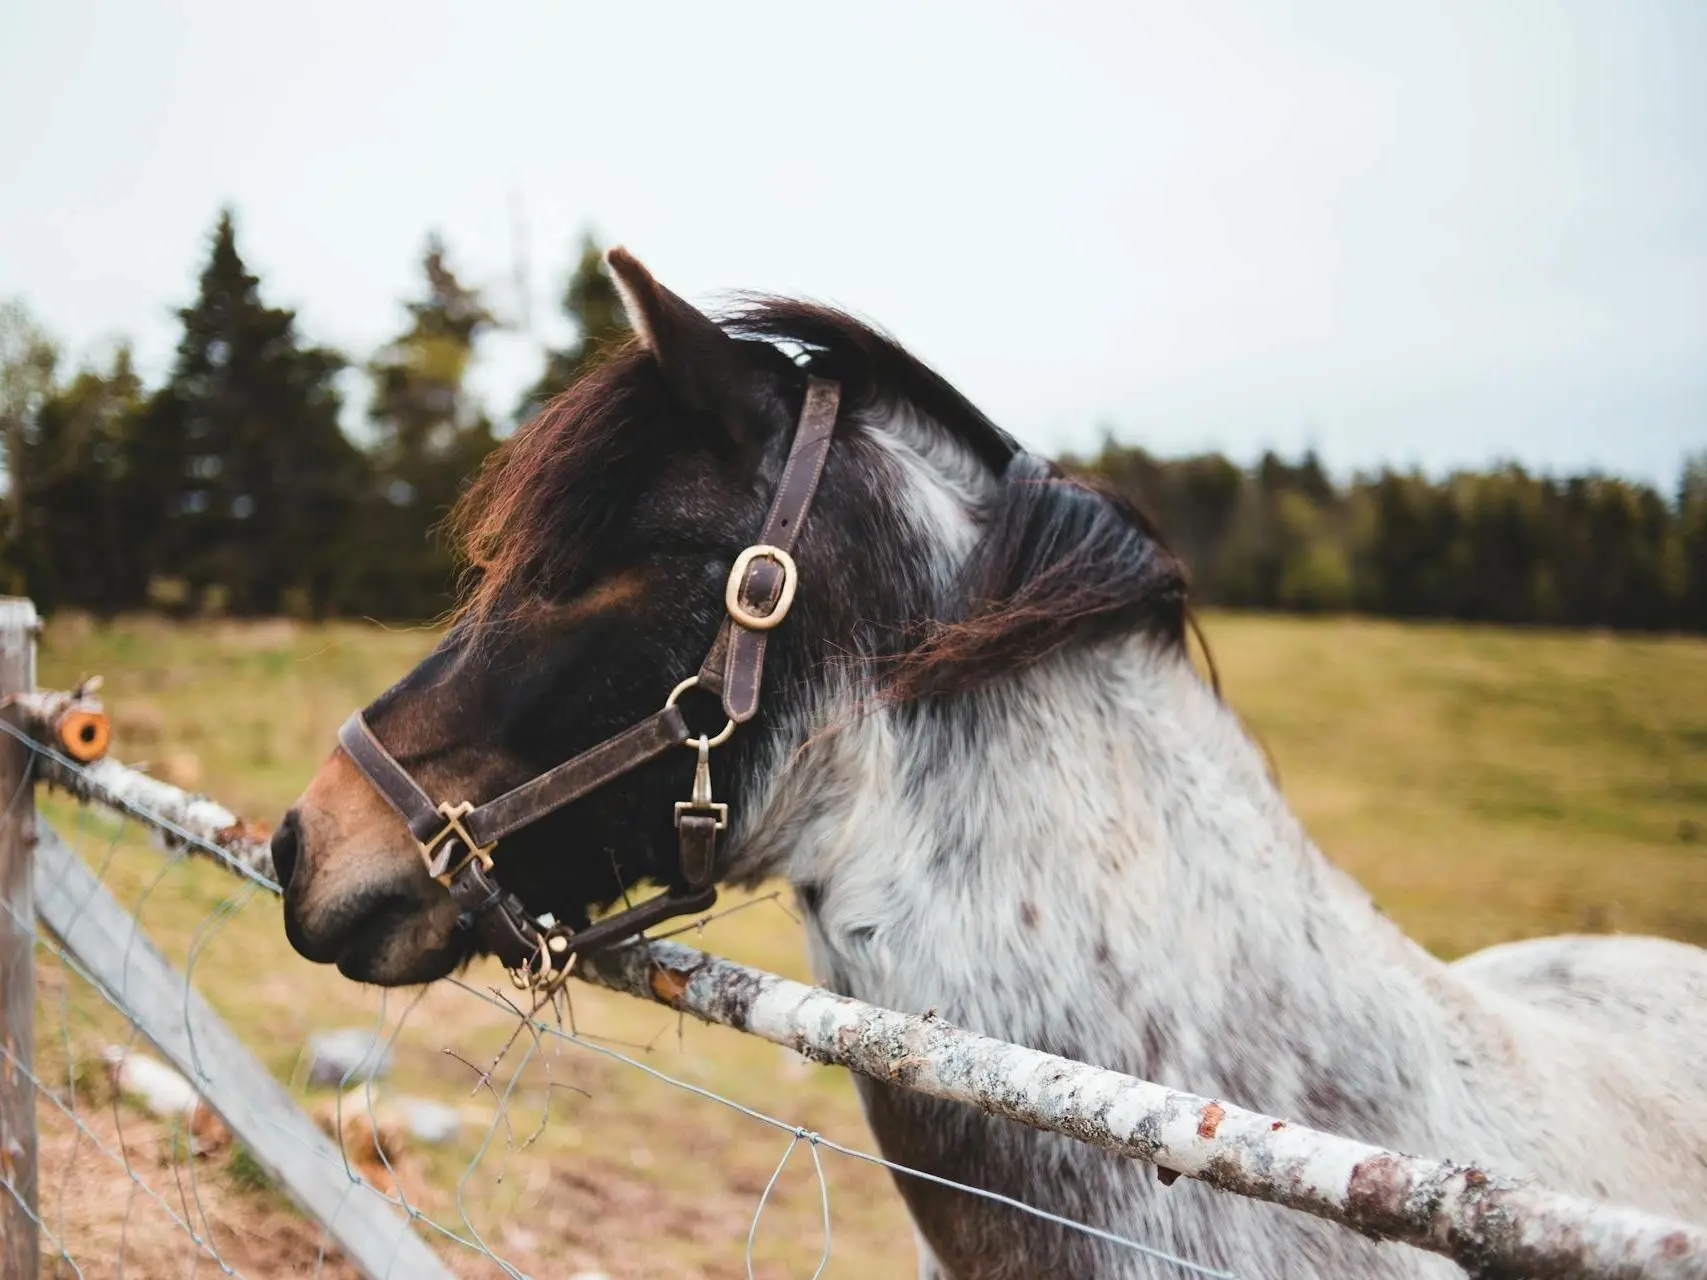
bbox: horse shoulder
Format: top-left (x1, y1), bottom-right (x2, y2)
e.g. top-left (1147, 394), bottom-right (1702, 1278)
top-left (1452, 932), bottom-right (1707, 1040)
top-left (1449, 932), bottom-right (1707, 1214)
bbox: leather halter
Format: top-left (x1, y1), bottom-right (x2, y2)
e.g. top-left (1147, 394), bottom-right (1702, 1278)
top-left (336, 376), bottom-right (842, 983)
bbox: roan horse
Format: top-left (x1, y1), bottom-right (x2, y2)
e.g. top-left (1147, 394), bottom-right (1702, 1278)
top-left (273, 250), bottom-right (1707, 1278)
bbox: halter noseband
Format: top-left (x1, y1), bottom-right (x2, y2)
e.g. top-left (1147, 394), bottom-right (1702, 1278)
top-left (335, 376), bottom-right (842, 985)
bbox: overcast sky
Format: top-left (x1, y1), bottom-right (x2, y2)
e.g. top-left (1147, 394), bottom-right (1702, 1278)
top-left (3, 1), bottom-right (1702, 488)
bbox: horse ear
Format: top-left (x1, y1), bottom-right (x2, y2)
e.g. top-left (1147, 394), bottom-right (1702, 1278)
top-left (606, 247), bottom-right (747, 442)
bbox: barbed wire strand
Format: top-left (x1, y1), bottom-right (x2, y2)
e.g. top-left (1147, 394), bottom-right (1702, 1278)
top-left (3, 759), bottom-right (246, 1280)
top-left (0, 1040), bottom-right (242, 1278)
top-left (12, 785), bottom-right (719, 1278)
top-left (45, 784), bottom-right (102, 1264)
top-left (0, 757), bottom-right (378, 1276)
top-left (11, 829), bottom-right (511, 1278)
top-left (320, 986), bottom-right (398, 1280)
top-left (746, 1126), bottom-right (832, 1280)
top-left (448, 975), bottom-right (1242, 1280)
top-left (0, 717), bottom-right (281, 893)
top-left (11, 720), bottom-right (1241, 1280)
top-left (3, 757), bottom-right (97, 1280)
top-left (2, 888), bottom-right (261, 1278)
top-left (1, 1163), bottom-right (89, 1280)
top-left (451, 1028), bottom-right (538, 1279)
top-left (180, 876), bottom-right (266, 1261)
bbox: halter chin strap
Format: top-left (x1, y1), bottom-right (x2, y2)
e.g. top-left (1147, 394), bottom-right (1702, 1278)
top-left (335, 376), bottom-right (842, 982)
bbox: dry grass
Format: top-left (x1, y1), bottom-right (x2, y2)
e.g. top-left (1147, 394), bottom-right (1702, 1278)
top-left (1202, 615), bottom-right (1707, 956)
top-left (23, 611), bottom-right (1707, 1278)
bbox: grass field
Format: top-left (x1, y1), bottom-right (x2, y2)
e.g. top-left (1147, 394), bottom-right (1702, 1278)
top-left (26, 612), bottom-right (1707, 1278)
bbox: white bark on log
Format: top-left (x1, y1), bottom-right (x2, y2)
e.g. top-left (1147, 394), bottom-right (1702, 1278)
top-left (17, 695), bottom-right (1707, 1279)
top-left (18, 723), bottom-right (274, 884)
top-left (579, 939), bottom-right (1707, 1280)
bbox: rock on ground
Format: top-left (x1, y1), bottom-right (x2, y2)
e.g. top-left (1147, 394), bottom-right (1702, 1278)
top-left (305, 1027), bottom-right (393, 1087)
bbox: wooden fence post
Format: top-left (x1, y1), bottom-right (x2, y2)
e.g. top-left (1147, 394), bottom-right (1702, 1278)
top-left (0, 598), bottom-right (39, 1280)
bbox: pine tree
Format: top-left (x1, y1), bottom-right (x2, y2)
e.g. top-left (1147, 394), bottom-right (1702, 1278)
top-left (0, 300), bottom-right (61, 597)
top-left (360, 235), bottom-right (497, 617)
top-left (1681, 454), bottom-right (1707, 632)
top-left (134, 209), bottom-right (361, 615)
top-left (22, 346), bottom-right (146, 612)
top-left (516, 232), bottom-right (627, 422)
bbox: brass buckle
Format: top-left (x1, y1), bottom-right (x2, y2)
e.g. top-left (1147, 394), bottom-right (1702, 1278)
top-left (725, 544), bottom-right (798, 631)
top-left (673, 735), bottom-right (729, 831)
top-left (420, 800), bottom-right (496, 884)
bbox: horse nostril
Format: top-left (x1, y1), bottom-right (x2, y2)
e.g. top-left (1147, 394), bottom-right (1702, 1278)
top-left (271, 810), bottom-right (302, 889)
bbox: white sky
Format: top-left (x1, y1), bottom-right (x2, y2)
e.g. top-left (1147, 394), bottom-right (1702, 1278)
top-left (2, 0), bottom-right (1703, 488)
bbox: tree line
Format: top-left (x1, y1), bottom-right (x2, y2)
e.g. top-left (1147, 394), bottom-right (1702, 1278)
top-left (1073, 443), bottom-right (1707, 632)
top-left (2, 208), bottom-right (1702, 631)
top-left (0, 210), bottom-right (624, 619)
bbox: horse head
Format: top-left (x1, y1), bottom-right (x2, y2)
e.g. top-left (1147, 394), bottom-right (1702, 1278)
top-left (274, 249), bottom-right (1183, 986)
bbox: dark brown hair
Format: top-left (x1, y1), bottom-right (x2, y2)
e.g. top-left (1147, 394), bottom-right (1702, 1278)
top-left (451, 299), bottom-right (1192, 702)
top-left (451, 342), bottom-right (660, 626)
top-left (882, 454), bottom-right (1188, 701)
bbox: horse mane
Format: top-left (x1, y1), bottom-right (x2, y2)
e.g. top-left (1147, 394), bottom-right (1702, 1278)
top-left (881, 454), bottom-right (1188, 701)
top-left (718, 296), bottom-right (1023, 473)
top-left (451, 297), bottom-right (1190, 694)
top-left (452, 343), bottom-right (664, 626)
top-left (726, 300), bottom-right (1192, 696)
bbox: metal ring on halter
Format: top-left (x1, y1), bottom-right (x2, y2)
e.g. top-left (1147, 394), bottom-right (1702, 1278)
top-left (507, 941), bottom-right (550, 992)
top-left (663, 676), bottom-right (736, 749)
top-left (508, 934), bottom-right (577, 994)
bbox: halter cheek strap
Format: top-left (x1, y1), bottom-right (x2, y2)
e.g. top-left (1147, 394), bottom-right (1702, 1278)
top-left (335, 376), bottom-right (842, 982)
top-left (695, 375), bottom-right (841, 724)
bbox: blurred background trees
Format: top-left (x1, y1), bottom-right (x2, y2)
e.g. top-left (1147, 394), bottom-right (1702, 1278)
top-left (0, 207), bottom-right (1703, 632)
top-left (354, 237), bottom-right (498, 618)
top-left (0, 211), bottom-right (627, 621)
top-left (515, 232), bottom-right (626, 425)
top-left (129, 210), bottom-right (361, 618)
top-left (1069, 438), bottom-right (1707, 631)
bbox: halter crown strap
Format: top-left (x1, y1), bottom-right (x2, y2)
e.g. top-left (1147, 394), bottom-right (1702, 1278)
top-left (335, 376), bottom-right (842, 972)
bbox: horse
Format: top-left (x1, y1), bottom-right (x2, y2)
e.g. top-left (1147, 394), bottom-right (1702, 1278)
top-left (272, 249), bottom-right (1707, 1278)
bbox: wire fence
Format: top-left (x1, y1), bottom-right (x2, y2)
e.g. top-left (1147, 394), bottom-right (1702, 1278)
top-left (5, 620), bottom-right (1707, 1279)
top-left (2, 704), bottom-right (1243, 1278)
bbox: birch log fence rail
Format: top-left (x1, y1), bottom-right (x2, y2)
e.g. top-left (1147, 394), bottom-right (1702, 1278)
top-left (3, 618), bottom-right (1706, 1276)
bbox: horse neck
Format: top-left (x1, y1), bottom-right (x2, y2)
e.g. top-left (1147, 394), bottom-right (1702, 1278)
top-left (735, 635), bottom-right (1499, 1142)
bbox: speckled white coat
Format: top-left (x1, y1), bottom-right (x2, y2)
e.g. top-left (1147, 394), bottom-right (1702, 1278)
top-left (728, 407), bottom-right (1707, 1279)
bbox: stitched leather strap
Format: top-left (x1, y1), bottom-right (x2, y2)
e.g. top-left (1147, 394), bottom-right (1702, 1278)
top-left (557, 884), bottom-right (717, 958)
top-left (448, 861), bottom-right (541, 963)
top-left (339, 704), bottom-right (690, 851)
top-left (699, 375), bottom-right (840, 722)
top-left (463, 706), bottom-right (688, 846)
top-left (446, 843), bottom-right (718, 970)
top-left (339, 712), bottom-right (443, 843)
top-left (676, 812), bottom-right (719, 888)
